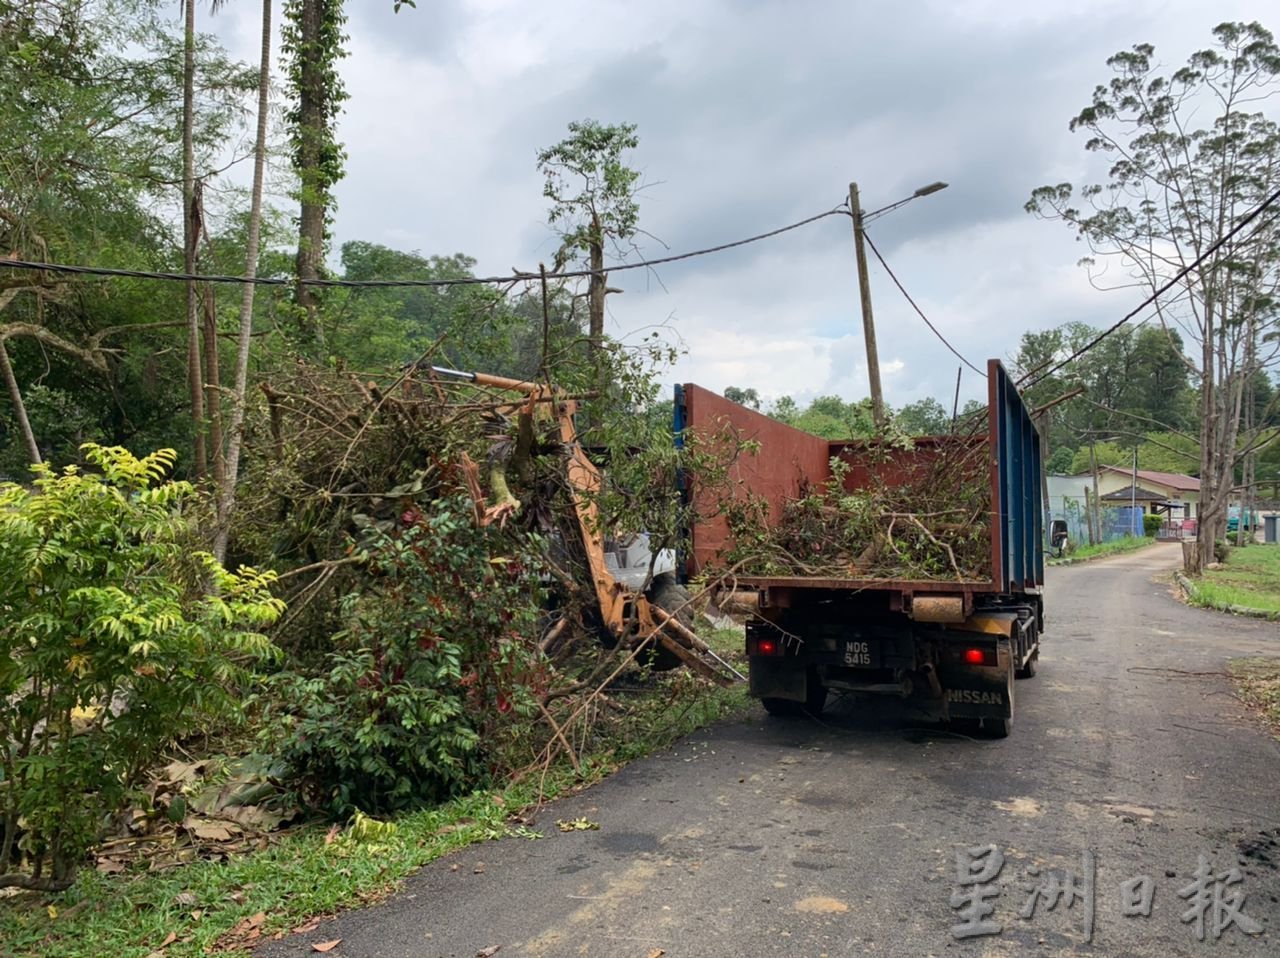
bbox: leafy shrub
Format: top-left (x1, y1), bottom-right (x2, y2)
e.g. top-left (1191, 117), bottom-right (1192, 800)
top-left (1143, 514), bottom-right (1162, 537)
top-left (0, 446), bottom-right (282, 890)
top-left (265, 496), bottom-right (546, 817)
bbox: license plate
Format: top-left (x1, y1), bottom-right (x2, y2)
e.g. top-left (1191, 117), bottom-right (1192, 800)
top-left (843, 640), bottom-right (877, 667)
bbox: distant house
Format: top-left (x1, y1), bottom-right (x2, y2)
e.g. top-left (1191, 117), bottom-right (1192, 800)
top-left (1097, 466), bottom-right (1201, 517)
top-left (1047, 467), bottom-right (1201, 523)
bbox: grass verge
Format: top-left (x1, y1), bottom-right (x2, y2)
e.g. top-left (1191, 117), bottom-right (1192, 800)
top-left (0, 628), bottom-right (751, 958)
top-left (1187, 544), bottom-right (1280, 616)
top-left (1230, 658), bottom-right (1280, 741)
top-left (1047, 535), bottom-right (1157, 565)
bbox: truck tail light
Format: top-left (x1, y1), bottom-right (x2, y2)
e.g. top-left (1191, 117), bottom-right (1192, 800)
top-left (747, 635), bottom-right (782, 656)
top-left (959, 646), bottom-right (995, 666)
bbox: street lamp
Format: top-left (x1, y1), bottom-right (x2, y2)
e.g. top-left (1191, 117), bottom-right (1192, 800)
top-left (849, 180), bottom-right (950, 429)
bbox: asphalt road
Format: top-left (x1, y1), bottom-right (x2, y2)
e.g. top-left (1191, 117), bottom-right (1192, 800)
top-left (261, 543), bottom-right (1280, 957)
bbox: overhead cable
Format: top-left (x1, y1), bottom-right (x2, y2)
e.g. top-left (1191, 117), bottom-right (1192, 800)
top-left (861, 230), bottom-right (986, 378)
top-left (0, 206), bottom-right (850, 290)
top-left (1020, 185), bottom-right (1280, 391)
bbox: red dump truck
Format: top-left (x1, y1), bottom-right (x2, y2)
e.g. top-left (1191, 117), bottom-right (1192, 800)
top-left (675, 360), bottom-right (1044, 737)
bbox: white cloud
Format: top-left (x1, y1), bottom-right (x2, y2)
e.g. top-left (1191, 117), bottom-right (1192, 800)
top-left (201, 0), bottom-right (1279, 409)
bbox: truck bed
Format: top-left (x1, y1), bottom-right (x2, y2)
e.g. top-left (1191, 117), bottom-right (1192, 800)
top-left (676, 359), bottom-right (1043, 599)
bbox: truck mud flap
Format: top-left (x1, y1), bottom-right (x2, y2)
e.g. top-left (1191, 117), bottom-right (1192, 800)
top-left (749, 657), bottom-right (809, 702)
top-left (936, 637), bottom-right (1014, 721)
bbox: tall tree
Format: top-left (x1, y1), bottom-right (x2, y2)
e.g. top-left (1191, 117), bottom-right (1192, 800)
top-left (1028, 23), bottom-right (1280, 570)
top-left (536, 120), bottom-right (641, 362)
top-left (213, 0), bottom-right (273, 561)
top-left (0, 1), bottom-right (252, 474)
top-left (182, 0), bottom-right (207, 476)
top-left (282, 0), bottom-right (348, 346)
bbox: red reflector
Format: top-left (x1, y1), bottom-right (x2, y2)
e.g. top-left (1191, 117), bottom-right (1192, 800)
top-left (758, 639), bottom-right (777, 656)
top-left (963, 648), bottom-right (985, 665)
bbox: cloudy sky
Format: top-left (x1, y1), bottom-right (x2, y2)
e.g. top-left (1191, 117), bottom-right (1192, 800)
top-left (207, 0), bottom-right (1276, 409)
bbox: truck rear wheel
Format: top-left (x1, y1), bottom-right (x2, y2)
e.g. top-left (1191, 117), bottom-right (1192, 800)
top-left (1015, 622), bottom-right (1038, 679)
top-left (1016, 650), bottom-right (1038, 679)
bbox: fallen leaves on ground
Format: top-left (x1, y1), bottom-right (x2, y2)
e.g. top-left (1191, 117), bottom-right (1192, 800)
top-left (476, 946), bottom-right (502, 957)
top-left (555, 818), bottom-right (600, 832)
top-left (311, 940), bottom-right (342, 953)
top-left (212, 911), bottom-right (269, 951)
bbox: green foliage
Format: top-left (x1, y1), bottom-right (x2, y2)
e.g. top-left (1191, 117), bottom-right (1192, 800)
top-left (1045, 447), bottom-right (1076, 474)
top-left (0, 669), bottom-right (751, 957)
top-left (767, 393), bottom-right (948, 440)
top-left (263, 497), bottom-right (546, 817)
top-left (1012, 322), bottom-right (1195, 467)
top-left (0, 445), bottom-right (282, 889)
top-left (1051, 535), bottom-right (1154, 563)
top-left (770, 394), bottom-right (877, 439)
top-left (0, 0), bottom-right (262, 475)
top-left (723, 386), bottom-right (761, 409)
top-left (1193, 547), bottom-right (1280, 615)
top-left (1065, 431), bottom-right (1202, 476)
top-left (894, 397), bottom-right (950, 435)
top-left (325, 243), bottom-right (570, 375)
top-left (1027, 21), bottom-right (1280, 567)
top-left (1142, 513), bottom-right (1162, 536)
top-left (537, 119), bottom-right (641, 267)
top-left (281, 0), bottom-right (349, 210)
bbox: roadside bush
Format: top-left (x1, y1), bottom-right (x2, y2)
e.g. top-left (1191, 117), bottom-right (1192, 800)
top-left (264, 496), bottom-right (548, 818)
top-left (1143, 514), bottom-right (1161, 537)
top-left (0, 446), bottom-right (282, 890)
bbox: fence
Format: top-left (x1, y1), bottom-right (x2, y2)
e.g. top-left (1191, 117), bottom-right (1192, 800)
top-left (1051, 497), bottom-right (1145, 545)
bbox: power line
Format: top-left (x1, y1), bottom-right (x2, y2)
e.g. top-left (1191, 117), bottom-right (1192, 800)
top-left (1021, 184), bottom-right (1280, 392)
top-left (0, 205), bottom-right (850, 291)
top-left (861, 230), bottom-right (986, 378)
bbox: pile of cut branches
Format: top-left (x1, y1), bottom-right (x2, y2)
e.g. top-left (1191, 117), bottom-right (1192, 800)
top-left (226, 358), bottom-right (745, 812)
top-left (723, 439), bottom-right (992, 581)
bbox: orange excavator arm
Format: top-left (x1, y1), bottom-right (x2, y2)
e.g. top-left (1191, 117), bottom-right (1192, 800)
top-left (427, 366), bottom-right (742, 684)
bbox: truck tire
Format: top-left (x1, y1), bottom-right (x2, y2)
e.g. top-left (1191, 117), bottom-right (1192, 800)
top-left (649, 573), bottom-right (694, 630)
top-left (1016, 622), bottom-right (1038, 679)
top-left (1016, 650), bottom-right (1038, 679)
top-left (646, 573), bottom-right (694, 671)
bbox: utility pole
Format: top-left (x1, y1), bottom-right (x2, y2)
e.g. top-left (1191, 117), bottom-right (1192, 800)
top-left (849, 182), bottom-right (885, 429)
top-left (1131, 445), bottom-right (1138, 537)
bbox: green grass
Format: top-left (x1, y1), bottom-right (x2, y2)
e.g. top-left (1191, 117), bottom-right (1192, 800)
top-left (1188, 544), bottom-right (1280, 615)
top-left (1048, 535), bottom-right (1157, 565)
top-left (1230, 658), bottom-right (1280, 740)
top-left (0, 627), bottom-right (752, 958)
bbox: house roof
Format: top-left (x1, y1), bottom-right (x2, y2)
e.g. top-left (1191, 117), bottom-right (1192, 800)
top-left (1100, 484), bottom-right (1171, 502)
top-left (1099, 465), bottom-right (1199, 492)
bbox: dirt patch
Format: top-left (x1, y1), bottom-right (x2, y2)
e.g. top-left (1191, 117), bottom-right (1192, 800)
top-left (793, 896), bottom-right (849, 914)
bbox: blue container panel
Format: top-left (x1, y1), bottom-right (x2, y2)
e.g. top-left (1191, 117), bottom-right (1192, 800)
top-left (991, 360), bottom-right (1044, 592)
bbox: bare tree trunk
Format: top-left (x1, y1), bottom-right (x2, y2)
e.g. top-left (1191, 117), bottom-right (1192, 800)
top-left (201, 281), bottom-right (225, 487)
top-left (1239, 331), bottom-right (1256, 550)
top-left (1194, 291), bottom-right (1216, 573)
top-left (214, 0), bottom-right (272, 563)
top-left (0, 340), bottom-right (39, 466)
top-left (587, 213), bottom-right (605, 360)
top-left (182, 0), bottom-right (207, 477)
